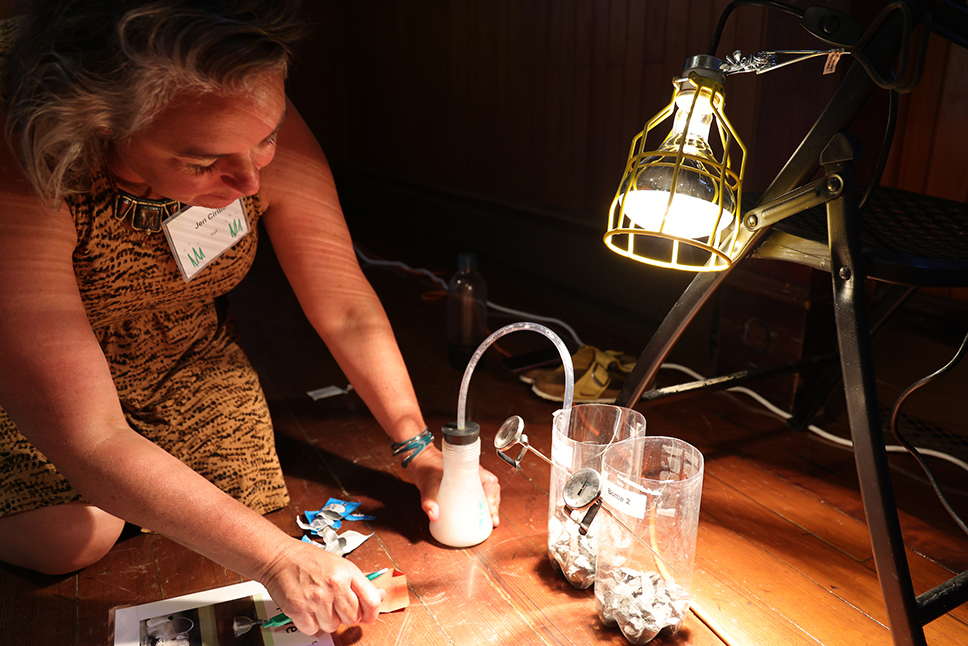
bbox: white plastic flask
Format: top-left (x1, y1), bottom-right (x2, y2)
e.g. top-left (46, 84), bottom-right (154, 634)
top-left (429, 421), bottom-right (493, 547)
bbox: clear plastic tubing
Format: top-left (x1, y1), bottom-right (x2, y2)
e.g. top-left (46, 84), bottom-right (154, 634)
top-left (456, 322), bottom-right (575, 429)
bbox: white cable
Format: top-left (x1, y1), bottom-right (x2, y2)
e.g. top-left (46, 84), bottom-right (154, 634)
top-left (354, 246), bottom-right (585, 348)
top-left (354, 246), bottom-right (449, 290)
top-left (352, 248), bottom-right (968, 474)
top-left (487, 302), bottom-right (584, 348)
top-left (660, 363), bottom-right (968, 474)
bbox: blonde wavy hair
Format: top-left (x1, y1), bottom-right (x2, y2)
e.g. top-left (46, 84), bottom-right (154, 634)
top-left (2, 0), bottom-right (306, 204)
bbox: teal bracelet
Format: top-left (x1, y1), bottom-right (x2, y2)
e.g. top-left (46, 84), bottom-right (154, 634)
top-left (390, 428), bottom-right (434, 468)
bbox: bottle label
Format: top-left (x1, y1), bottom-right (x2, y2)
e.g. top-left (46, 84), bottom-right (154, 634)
top-left (602, 476), bottom-right (648, 519)
top-left (552, 440), bottom-right (573, 469)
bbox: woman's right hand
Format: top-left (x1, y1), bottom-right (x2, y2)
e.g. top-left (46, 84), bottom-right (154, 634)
top-left (258, 538), bottom-right (386, 635)
top-left (410, 445), bottom-right (501, 527)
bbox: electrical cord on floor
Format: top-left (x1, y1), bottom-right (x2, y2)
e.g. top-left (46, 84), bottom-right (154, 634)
top-left (888, 330), bottom-right (968, 536)
top-left (661, 361), bottom-right (968, 538)
top-left (661, 361), bottom-right (968, 473)
top-left (353, 246), bottom-right (451, 292)
top-left (354, 245), bottom-right (585, 348)
top-left (354, 245), bottom-right (968, 523)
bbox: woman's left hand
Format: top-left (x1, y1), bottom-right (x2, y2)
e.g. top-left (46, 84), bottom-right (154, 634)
top-left (260, 102), bottom-right (501, 529)
top-left (409, 446), bottom-right (501, 527)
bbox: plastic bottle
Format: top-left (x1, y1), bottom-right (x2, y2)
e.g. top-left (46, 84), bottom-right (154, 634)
top-left (447, 253), bottom-right (488, 370)
top-left (429, 421), bottom-right (493, 548)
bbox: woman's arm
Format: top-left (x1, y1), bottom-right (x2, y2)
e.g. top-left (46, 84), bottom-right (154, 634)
top-left (0, 142), bottom-right (381, 636)
top-left (258, 100), bottom-right (500, 525)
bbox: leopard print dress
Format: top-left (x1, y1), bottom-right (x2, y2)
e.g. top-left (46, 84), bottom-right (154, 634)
top-left (0, 19), bottom-right (289, 518)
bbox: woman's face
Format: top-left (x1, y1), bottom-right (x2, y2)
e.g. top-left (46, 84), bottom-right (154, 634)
top-left (111, 72), bottom-right (287, 209)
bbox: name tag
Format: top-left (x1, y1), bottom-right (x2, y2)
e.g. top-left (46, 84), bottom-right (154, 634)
top-left (162, 200), bottom-right (250, 282)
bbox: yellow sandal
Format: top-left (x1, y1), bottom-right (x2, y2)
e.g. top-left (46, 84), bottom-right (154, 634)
top-left (529, 346), bottom-right (635, 403)
top-left (519, 345), bottom-right (634, 385)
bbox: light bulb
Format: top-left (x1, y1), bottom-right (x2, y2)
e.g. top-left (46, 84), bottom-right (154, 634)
top-left (620, 190), bottom-right (732, 239)
top-left (604, 54), bottom-right (747, 270)
top-left (619, 88), bottom-right (735, 240)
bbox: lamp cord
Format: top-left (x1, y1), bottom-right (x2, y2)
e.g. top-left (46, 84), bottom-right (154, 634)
top-left (357, 246), bottom-right (968, 537)
top-left (850, 1), bottom-right (931, 94)
top-left (709, 1), bottom-right (910, 253)
top-left (353, 245), bottom-right (586, 348)
top-left (859, 88), bottom-right (897, 216)
top-left (663, 360), bottom-right (968, 540)
top-left (709, 0), bottom-right (930, 93)
top-left (707, 0), bottom-right (805, 57)
top-left (853, 88), bottom-right (904, 254)
top-left (888, 328), bottom-right (968, 537)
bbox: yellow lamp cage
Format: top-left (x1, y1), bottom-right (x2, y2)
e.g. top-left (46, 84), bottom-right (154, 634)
top-left (604, 63), bottom-right (747, 271)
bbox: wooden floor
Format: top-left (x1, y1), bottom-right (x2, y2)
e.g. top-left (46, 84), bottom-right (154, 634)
top-left (2, 220), bottom-right (968, 646)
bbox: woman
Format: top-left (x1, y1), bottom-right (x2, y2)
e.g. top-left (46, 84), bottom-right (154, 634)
top-left (0, 0), bottom-right (500, 636)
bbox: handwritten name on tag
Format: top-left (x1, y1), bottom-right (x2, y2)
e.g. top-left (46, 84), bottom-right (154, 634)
top-left (162, 199), bottom-right (249, 282)
top-left (823, 50), bottom-right (844, 75)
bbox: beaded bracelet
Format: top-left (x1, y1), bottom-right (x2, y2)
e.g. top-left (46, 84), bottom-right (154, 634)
top-left (390, 427), bottom-right (434, 468)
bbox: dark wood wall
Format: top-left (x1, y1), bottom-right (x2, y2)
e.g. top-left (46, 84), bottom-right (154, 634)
top-left (883, 34), bottom-right (968, 202)
top-left (883, 34), bottom-right (968, 303)
top-left (292, 0), bottom-right (966, 206)
top-left (293, 0), bottom-right (842, 212)
top-left (288, 1), bottom-right (968, 320)
top-left (292, 0), bottom-right (963, 331)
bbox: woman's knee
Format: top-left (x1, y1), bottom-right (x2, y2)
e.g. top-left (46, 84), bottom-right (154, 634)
top-left (0, 503), bottom-right (125, 575)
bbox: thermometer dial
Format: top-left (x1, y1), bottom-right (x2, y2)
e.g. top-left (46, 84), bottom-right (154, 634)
top-left (562, 468), bottom-right (603, 510)
top-left (494, 415), bottom-right (524, 450)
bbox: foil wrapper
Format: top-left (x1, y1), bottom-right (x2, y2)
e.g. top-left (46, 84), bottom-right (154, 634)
top-left (597, 567), bottom-right (689, 644)
top-left (548, 512), bottom-right (598, 589)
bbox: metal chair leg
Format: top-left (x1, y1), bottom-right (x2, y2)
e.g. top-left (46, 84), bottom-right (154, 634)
top-left (614, 269), bottom-right (730, 407)
top-left (824, 138), bottom-right (925, 646)
top-left (787, 284), bottom-right (916, 431)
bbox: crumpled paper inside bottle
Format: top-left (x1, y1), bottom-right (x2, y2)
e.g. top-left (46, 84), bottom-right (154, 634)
top-left (597, 567), bottom-right (689, 644)
top-left (548, 509), bottom-right (598, 589)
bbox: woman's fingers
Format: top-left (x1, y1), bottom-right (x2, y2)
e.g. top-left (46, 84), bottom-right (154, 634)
top-left (410, 447), bottom-right (444, 521)
top-left (480, 466), bottom-right (502, 526)
top-left (324, 570), bottom-right (384, 630)
top-left (261, 540), bottom-right (384, 636)
top-left (350, 575), bottom-right (386, 624)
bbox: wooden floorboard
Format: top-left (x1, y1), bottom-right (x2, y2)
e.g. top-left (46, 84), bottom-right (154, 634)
top-left (1, 221), bottom-right (967, 646)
